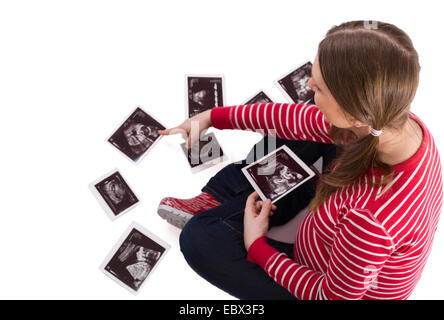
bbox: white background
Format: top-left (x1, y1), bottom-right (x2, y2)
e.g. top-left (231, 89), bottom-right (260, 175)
top-left (0, 0), bottom-right (443, 299)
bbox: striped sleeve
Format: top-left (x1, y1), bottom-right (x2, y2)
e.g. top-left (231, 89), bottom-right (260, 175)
top-left (247, 208), bottom-right (396, 300)
top-left (210, 103), bottom-right (334, 144)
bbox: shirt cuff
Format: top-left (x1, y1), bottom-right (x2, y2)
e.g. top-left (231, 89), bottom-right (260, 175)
top-left (246, 236), bottom-right (280, 270)
top-left (210, 106), bottom-right (235, 130)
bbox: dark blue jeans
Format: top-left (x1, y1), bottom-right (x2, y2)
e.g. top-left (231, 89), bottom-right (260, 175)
top-left (179, 121), bottom-right (339, 299)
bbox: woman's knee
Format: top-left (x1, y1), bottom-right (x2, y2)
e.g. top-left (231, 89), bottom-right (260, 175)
top-left (179, 210), bottom-right (245, 264)
top-left (179, 213), bottom-right (220, 265)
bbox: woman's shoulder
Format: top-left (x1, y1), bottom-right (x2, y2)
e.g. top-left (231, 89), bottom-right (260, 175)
top-left (356, 157), bottom-right (442, 233)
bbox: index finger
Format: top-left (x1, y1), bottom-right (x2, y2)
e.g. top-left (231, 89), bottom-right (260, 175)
top-left (158, 128), bottom-right (187, 139)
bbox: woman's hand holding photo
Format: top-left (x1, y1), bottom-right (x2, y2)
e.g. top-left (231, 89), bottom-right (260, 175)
top-left (243, 191), bottom-right (277, 251)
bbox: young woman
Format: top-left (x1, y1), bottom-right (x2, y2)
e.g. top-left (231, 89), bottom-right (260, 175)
top-left (157, 20), bottom-right (443, 300)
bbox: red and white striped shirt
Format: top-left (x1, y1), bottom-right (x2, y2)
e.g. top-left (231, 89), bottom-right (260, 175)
top-left (210, 102), bottom-right (443, 300)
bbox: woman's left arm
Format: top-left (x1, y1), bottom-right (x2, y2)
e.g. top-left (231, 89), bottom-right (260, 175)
top-left (245, 205), bottom-right (395, 300)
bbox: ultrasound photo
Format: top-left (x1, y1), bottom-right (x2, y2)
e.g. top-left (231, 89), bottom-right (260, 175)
top-left (186, 75), bottom-right (224, 118)
top-left (108, 106), bottom-right (166, 163)
top-left (243, 90), bottom-right (274, 105)
top-left (90, 169), bottom-right (139, 220)
top-left (276, 61), bottom-right (314, 104)
top-left (101, 222), bottom-right (170, 294)
top-left (180, 132), bottom-right (224, 170)
top-left (241, 145), bottom-right (315, 203)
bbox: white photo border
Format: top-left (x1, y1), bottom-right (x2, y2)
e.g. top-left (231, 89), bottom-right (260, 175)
top-left (106, 105), bottom-right (167, 165)
top-left (242, 89), bottom-right (274, 105)
top-left (88, 168), bottom-right (140, 221)
top-left (184, 74), bottom-right (227, 119)
top-left (241, 145), bottom-right (316, 204)
top-left (99, 221), bottom-right (171, 295)
top-left (273, 60), bottom-right (313, 104)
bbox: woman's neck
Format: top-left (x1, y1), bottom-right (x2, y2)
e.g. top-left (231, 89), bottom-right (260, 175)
top-left (349, 118), bottom-right (423, 165)
top-left (375, 118), bottom-right (423, 165)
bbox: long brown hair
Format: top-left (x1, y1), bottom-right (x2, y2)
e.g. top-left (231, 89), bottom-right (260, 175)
top-left (307, 20), bottom-right (421, 212)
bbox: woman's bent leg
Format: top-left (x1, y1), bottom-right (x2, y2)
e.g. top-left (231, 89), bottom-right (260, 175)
top-left (179, 192), bottom-right (297, 300)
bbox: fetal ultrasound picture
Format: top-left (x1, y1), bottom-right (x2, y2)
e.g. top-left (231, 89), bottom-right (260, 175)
top-left (242, 146), bottom-right (315, 203)
top-left (102, 225), bottom-right (168, 294)
top-left (94, 170), bottom-right (139, 218)
top-left (244, 91), bottom-right (274, 105)
top-left (180, 132), bottom-right (224, 169)
top-left (108, 107), bottom-right (166, 163)
top-left (276, 61), bottom-right (314, 104)
top-left (187, 76), bottom-right (224, 118)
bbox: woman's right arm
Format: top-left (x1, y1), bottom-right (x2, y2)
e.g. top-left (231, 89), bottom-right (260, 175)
top-left (159, 102), bottom-right (335, 147)
top-left (211, 103), bottom-right (335, 144)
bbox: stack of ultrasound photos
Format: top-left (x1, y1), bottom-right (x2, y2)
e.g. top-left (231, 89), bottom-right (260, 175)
top-left (88, 60), bottom-right (315, 294)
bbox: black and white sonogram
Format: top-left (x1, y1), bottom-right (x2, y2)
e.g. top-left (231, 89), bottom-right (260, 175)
top-left (241, 145), bottom-right (315, 203)
top-left (276, 62), bottom-right (314, 104)
top-left (91, 170), bottom-right (139, 220)
top-left (187, 76), bottom-right (224, 118)
top-left (180, 132), bottom-right (224, 168)
top-left (108, 107), bottom-right (166, 163)
top-left (101, 223), bottom-right (170, 294)
top-left (243, 91), bottom-right (274, 105)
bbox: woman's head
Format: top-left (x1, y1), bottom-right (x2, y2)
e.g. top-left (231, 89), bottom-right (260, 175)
top-left (307, 20), bottom-right (421, 212)
top-left (309, 21), bottom-right (419, 132)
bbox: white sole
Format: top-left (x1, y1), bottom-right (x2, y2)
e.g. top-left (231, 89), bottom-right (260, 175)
top-left (157, 204), bottom-right (194, 229)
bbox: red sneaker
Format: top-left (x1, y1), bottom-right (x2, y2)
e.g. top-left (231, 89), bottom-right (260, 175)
top-left (157, 191), bottom-right (221, 229)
